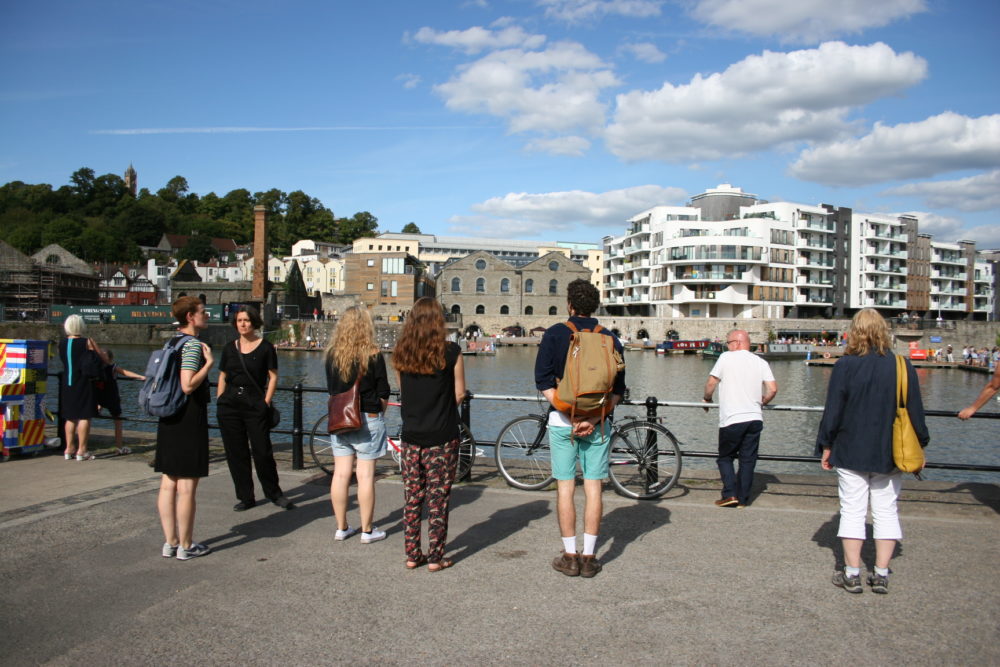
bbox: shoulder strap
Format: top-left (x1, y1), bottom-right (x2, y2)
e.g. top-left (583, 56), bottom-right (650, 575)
top-left (593, 324), bottom-right (604, 334)
top-left (895, 354), bottom-right (908, 407)
top-left (235, 339), bottom-right (266, 396)
top-left (564, 321), bottom-right (578, 333)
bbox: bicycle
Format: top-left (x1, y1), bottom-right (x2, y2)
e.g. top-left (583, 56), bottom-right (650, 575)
top-left (309, 401), bottom-right (476, 482)
top-left (493, 412), bottom-right (682, 499)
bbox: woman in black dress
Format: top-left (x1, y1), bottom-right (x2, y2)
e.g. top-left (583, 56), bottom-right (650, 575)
top-left (154, 296), bottom-right (214, 560)
top-left (58, 314), bottom-right (108, 461)
top-left (216, 305), bottom-right (293, 511)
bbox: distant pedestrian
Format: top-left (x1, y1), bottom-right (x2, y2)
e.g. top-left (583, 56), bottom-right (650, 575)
top-left (392, 297), bottom-right (467, 572)
top-left (59, 314), bottom-right (109, 461)
top-left (946, 345), bottom-right (954, 363)
top-left (702, 329), bottom-right (777, 508)
top-left (817, 309), bottom-right (929, 595)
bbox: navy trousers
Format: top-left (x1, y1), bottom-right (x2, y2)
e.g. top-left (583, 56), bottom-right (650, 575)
top-left (716, 419), bottom-right (763, 505)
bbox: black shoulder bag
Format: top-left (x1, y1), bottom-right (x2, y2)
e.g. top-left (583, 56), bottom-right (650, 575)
top-left (235, 340), bottom-right (281, 429)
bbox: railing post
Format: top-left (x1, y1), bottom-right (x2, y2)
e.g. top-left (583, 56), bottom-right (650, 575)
top-left (460, 390), bottom-right (472, 428)
top-left (56, 371), bottom-right (65, 452)
top-left (645, 395), bottom-right (659, 488)
top-left (292, 383), bottom-right (303, 470)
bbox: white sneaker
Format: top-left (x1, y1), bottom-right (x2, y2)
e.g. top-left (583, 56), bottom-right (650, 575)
top-left (162, 542), bottom-right (178, 558)
top-left (176, 542), bottom-right (211, 560)
top-left (334, 526), bottom-right (358, 541)
top-left (360, 527), bottom-right (386, 544)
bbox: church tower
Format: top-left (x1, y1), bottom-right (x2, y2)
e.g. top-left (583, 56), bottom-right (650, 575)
top-left (124, 163), bottom-right (137, 197)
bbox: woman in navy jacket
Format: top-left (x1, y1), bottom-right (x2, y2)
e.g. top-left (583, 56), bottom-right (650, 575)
top-left (816, 308), bottom-right (929, 595)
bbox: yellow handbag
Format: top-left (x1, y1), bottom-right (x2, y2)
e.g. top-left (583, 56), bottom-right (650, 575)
top-left (892, 354), bottom-right (925, 475)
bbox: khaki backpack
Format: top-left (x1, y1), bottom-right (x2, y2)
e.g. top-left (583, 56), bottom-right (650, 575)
top-left (551, 322), bottom-right (625, 421)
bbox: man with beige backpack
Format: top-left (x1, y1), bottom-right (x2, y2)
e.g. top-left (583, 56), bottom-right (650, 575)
top-left (534, 279), bottom-right (625, 578)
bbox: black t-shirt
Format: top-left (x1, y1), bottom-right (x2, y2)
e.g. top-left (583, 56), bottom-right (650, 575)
top-left (399, 342), bottom-right (460, 447)
top-left (326, 353), bottom-right (391, 415)
top-left (219, 338), bottom-right (278, 397)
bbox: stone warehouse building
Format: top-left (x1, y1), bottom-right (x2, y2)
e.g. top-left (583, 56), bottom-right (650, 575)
top-left (437, 250), bottom-right (590, 317)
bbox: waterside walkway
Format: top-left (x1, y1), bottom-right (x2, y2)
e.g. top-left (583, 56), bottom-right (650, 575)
top-left (1, 429), bottom-right (998, 665)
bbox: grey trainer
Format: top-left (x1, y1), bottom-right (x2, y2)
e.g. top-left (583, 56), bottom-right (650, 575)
top-left (867, 572), bottom-right (889, 594)
top-left (832, 570), bottom-right (863, 593)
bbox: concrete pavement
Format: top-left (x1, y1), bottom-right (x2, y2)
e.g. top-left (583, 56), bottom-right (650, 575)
top-left (1, 429), bottom-right (998, 665)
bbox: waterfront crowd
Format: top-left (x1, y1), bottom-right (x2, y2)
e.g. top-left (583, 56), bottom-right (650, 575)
top-left (53, 288), bottom-right (1000, 591)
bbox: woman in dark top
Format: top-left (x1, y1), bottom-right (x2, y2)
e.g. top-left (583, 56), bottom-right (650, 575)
top-left (392, 297), bottom-right (466, 572)
top-left (58, 314), bottom-right (109, 461)
top-left (155, 296), bottom-right (214, 560)
top-left (216, 305), bottom-right (293, 512)
top-left (324, 306), bottom-right (391, 543)
top-left (816, 308), bottom-right (929, 594)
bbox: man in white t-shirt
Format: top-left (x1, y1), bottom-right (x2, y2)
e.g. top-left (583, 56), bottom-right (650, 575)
top-left (703, 330), bottom-right (778, 508)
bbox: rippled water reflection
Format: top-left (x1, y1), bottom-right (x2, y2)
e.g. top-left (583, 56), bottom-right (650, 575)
top-left (88, 345), bottom-right (999, 484)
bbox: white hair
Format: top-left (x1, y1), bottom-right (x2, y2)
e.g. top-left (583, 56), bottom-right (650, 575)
top-left (63, 314), bottom-right (86, 337)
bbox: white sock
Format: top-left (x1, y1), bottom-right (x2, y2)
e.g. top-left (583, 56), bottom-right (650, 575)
top-left (582, 533), bottom-right (598, 556)
top-left (845, 565), bottom-right (861, 577)
top-left (874, 566), bottom-right (889, 577)
top-left (561, 536), bottom-right (576, 554)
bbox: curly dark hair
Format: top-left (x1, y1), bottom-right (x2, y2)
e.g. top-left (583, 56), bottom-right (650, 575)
top-left (392, 297), bottom-right (447, 375)
top-left (566, 279), bottom-right (599, 317)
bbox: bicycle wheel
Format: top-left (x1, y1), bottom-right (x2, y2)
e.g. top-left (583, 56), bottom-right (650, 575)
top-left (608, 421), bottom-right (682, 500)
top-left (309, 415), bottom-right (335, 475)
top-left (494, 415), bottom-right (555, 490)
top-left (454, 421), bottom-right (476, 483)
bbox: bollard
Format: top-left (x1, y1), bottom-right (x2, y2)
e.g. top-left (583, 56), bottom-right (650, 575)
top-left (644, 395), bottom-right (660, 486)
top-left (292, 383), bottom-right (303, 470)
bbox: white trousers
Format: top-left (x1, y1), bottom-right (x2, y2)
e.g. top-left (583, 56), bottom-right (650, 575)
top-left (836, 467), bottom-right (903, 541)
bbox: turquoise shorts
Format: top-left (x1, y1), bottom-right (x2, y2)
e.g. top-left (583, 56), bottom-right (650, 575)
top-left (548, 425), bottom-right (611, 480)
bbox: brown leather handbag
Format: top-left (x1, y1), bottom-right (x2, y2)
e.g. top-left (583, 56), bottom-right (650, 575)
top-left (327, 375), bottom-right (362, 434)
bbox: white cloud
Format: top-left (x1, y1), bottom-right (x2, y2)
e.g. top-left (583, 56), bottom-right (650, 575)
top-left (411, 24), bottom-right (545, 54)
top-left (538, 0), bottom-right (663, 22)
top-left (397, 73), bottom-right (422, 90)
top-left (448, 184), bottom-right (688, 237)
top-left (883, 170), bottom-right (1000, 212)
top-left (620, 42), bottom-right (667, 63)
top-left (898, 211), bottom-right (1000, 248)
top-left (525, 135), bottom-right (592, 156)
top-left (434, 41), bottom-right (620, 135)
top-left (606, 42), bottom-right (926, 162)
top-left (791, 113), bottom-right (1000, 186)
top-left (690, 0), bottom-right (927, 44)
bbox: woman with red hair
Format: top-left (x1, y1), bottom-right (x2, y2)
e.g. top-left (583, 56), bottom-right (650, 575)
top-left (392, 297), bottom-right (466, 572)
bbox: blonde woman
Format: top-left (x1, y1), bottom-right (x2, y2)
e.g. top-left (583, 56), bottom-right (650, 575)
top-left (59, 314), bottom-right (109, 460)
top-left (816, 309), bottom-right (929, 594)
top-left (324, 306), bottom-right (391, 543)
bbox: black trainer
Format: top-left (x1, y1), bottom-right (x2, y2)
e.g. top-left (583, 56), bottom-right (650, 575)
top-left (867, 572), bottom-right (889, 594)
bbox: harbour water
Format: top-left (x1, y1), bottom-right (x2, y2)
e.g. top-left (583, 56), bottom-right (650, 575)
top-left (61, 345), bottom-right (999, 484)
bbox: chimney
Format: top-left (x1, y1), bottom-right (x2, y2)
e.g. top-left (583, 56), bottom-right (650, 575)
top-left (252, 205), bottom-right (266, 301)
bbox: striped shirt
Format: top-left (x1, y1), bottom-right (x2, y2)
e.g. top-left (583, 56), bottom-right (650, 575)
top-left (180, 337), bottom-right (204, 372)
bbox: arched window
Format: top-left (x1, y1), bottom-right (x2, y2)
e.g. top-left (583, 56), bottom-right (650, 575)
top-left (476, 304), bottom-right (485, 314)
top-left (525, 279), bottom-right (534, 293)
top-left (475, 258), bottom-right (487, 270)
top-left (500, 305), bottom-right (509, 314)
top-left (525, 306), bottom-right (534, 315)
top-left (476, 277), bottom-right (485, 293)
top-left (549, 279), bottom-right (558, 294)
top-left (451, 277), bottom-right (461, 292)
top-left (451, 304), bottom-right (461, 314)
top-left (500, 278), bottom-right (510, 293)
top-left (548, 306), bottom-right (557, 315)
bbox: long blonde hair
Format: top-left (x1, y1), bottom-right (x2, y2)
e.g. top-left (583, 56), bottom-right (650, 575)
top-left (325, 306), bottom-right (378, 382)
top-left (845, 308), bottom-right (892, 356)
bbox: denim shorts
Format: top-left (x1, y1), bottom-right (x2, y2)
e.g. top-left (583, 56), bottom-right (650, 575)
top-left (330, 413), bottom-right (388, 460)
top-left (549, 425), bottom-right (611, 480)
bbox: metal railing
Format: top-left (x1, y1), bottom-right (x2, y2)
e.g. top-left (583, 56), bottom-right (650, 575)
top-left (50, 375), bottom-right (1000, 474)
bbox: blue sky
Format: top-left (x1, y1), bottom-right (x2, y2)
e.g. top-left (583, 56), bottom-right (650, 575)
top-left (3, 0), bottom-right (999, 247)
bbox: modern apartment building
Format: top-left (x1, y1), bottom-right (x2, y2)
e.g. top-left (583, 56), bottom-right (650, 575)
top-left (603, 184), bottom-right (994, 321)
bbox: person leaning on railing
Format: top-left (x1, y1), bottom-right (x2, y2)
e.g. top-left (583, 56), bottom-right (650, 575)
top-left (957, 362), bottom-right (1000, 420)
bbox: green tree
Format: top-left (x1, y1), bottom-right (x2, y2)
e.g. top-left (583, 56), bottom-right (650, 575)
top-left (177, 235), bottom-right (218, 262)
top-left (42, 216), bottom-right (84, 250)
top-left (402, 222), bottom-right (421, 233)
top-left (336, 211), bottom-right (379, 244)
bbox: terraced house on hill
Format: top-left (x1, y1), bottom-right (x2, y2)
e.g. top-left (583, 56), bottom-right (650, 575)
top-left (603, 184), bottom-right (995, 321)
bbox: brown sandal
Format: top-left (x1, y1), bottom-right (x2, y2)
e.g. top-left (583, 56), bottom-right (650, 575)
top-left (405, 555), bottom-right (426, 570)
top-left (428, 559), bottom-right (454, 573)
